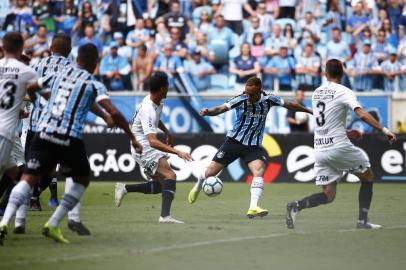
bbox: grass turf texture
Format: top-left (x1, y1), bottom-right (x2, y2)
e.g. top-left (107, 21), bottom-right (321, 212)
top-left (1, 182), bottom-right (405, 270)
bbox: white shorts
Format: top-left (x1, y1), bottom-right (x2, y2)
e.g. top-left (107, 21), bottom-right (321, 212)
top-left (0, 136), bottom-right (16, 177)
top-left (11, 135), bottom-right (25, 167)
top-left (314, 145), bottom-right (370, 186)
top-left (131, 145), bottom-right (169, 179)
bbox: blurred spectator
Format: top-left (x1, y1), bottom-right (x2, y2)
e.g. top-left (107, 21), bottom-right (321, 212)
top-left (54, 0), bottom-right (78, 35)
top-left (153, 43), bottom-right (182, 89)
top-left (39, 49), bottom-right (51, 59)
top-left (208, 15), bottom-right (234, 72)
top-left (154, 21), bottom-right (171, 52)
top-left (241, 16), bottom-right (265, 44)
top-left (326, 28), bottom-right (351, 63)
top-left (256, 2), bottom-right (273, 36)
top-left (283, 23), bottom-right (297, 51)
top-left (103, 0), bottom-right (137, 37)
top-left (184, 50), bottom-right (216, 91)
top-left (79, 24), bottom-right (103, 55)
top-left (265, 0), bottom-right (279, 19)
top-left (323, 0), bottom-right (343, 40)
top-left (163, 1), bottom-right (192, 38)
top-left (229, 43), bottom-right (260, 87)
top-left (387, 0), bottom-right (402, 31)
top-left (24, 24), bottom-right (50, 57)
top-left (208, 15), bottom-right (234, 50)
top-left (295, 43), bottom-right (321, 91)
top-left (278, 0), bottom-right (297, 19)
top-left (197, 10), bottom-right (212, 35)
top-left (169, 27), bottom-right (188, 60)
top-left (372, 29), bottom-right (391, 63)
top-left (188, 32), bottom-right (213, 61)
top-left (348, 41), bottom-right (379, 92)
top-left (379, 49), bottom-right (402, 91)
top-left (144, 18), bottom-right (156, 36)
top-left (371, 8), bottom-right (389, 35)
top-left (100, 41), bottom-right (133, 91)
top-left (264, 44), bottom-right (295, 91)
top-left (287, 90), bottom-right (309, 132)
top-left (33, 0), bottom-right (55, 33)
top-left (346, 1), bottom-right (369, 54)
top-left (217, 0), bottom-right (256, 35)
top-left (265, 24), bottom-right (288, 57)
top-left (298, 11), bottom-right (321, 48)
top-left (154, 0), bottom-right (171, 18)
top-left (382, 18), bottom-right (398, 48)
top-left (77, 1), bottom-right (99, 38)
top-left (126, 18), bottom-right (150, 56)
top-left (251, 32), bottom-right (265, 60)
top-left (113, 32), bottom-right (132, 60)
top-left (133, 44), bottom-right (153, 91)
top-left (297, 0), bottom-right (321, 19)
top-left (3, 0), bottom-right (33, 36)
top-left (353, 24), bottom-right (372, 50)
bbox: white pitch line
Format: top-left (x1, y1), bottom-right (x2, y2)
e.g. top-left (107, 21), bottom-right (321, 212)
top-left (1, 225), bottom-right (405, 267)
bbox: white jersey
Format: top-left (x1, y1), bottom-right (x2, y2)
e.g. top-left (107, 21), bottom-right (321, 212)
top-left (131, 95), bottom-right (163, 146)
top-left (0, 58), bottom-right (37, 141)
top-left (312, 81), bottom-right (362, 151)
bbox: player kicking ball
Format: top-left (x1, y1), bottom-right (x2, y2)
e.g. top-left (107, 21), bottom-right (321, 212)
top-left (286, 59), bottom-right (397, 230)
top-left (188, 77), bottom-right (312, 218)
top-left (115, 72), bottom-right (192, 224)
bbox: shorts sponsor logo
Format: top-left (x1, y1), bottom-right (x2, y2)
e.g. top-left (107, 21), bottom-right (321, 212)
top-left (316, 175), bottom-right (329, 182)
top-left (27, 158), bottom-right (41, 170)
top-left (314, 137), bottom-right (334, 146)
top-left (216, 151), bottom-right (225, 159)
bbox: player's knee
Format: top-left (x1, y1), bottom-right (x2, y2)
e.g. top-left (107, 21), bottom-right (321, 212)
top-left (165, 172), bottom-right (177, 181)
top-left (324, 190), bottom-right (336, 203)
top-left (73, 177), bottom-right (90, 187)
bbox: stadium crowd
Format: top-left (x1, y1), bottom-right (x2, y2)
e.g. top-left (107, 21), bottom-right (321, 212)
top-left (2, 0), bottom-right (406, 92)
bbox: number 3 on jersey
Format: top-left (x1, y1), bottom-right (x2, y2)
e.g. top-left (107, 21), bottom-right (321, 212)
top-left (316, 101), bottom-right (326, 127)
top-left (0, 81), bottom-right (16, 110)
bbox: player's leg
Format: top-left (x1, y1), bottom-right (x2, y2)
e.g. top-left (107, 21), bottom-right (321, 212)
top-left (47, 175), bottom-right (58, 206)
top-left (65, 176), bottom-right (90, 236)
top-left (115, 180), bottom-right (162, 207)
top-left (246, 159), bottom-right (268, 218)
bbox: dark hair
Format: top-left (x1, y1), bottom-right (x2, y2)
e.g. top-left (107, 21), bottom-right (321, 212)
top-left (252, 32), bottom-right (264, 45)
top-left (38, 24), bottom-right (47, 30)
top-left (332, 27), bottom-right (341, 32)
top-left (326, 59), bottom-right (343, 79)
top-left (19, 54), bottom-right (31, 65)
top-left (149, 72), bottom-right (168, 93)
top-left (137, 43), bottom-right (147, 52)
top-left (51, 33), bottom-right (72, 57)
top-left (246, 76), bottom-right (262, 89)
top-left (2, 32), bottom-right (24, 54)
top-left (77, 43), bottom-right (99, 68)
top-left (283, 23), bottom-right (294, 38)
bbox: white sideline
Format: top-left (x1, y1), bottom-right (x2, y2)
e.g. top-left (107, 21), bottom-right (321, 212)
top-left (1, 225), bottom-right (406, 267)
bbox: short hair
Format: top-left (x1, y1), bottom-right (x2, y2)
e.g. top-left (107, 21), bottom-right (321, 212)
top-left (246, 77), bottom-right (262, 89)
top-left (326, 59), bottom-right (344, 79)
top-left (2, 32), bottom-right (24, 54)
top-left (149, 72), bottom-right (168, 93)
top-left (137, 43), bottom-right (147, 52)
top-left (332, 27), bottom-right (341, 32)
top-left (19, 54), bottom-right (31, 65)
top-left (51, 33), bottom-right (72, 57)
top-left (77, 43), bottom-right (99, 67)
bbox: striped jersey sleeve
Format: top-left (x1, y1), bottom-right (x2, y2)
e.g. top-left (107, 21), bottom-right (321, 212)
top-left (224, 94), bottom-right (246, 110)
top-left (92, 80), bottom-right (110, 102)
top-left (266, 94), bottom-right (284, 106)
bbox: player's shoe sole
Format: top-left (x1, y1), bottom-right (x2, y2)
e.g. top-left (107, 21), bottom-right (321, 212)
top-left (356, 221), bottom-right (382, 229)
top-left (114, 183), bottom-right (127, 207)
top-left (13, 226), bottom-right (25, 234)
top-left (42, 223), bottom-right (69, 244)
top-left (0, 225), bottom-right (7, 246)
top-left (159, 216), bottom-right (185, 224)
top-left (246, 207), bottom-right (269, 219)
top-left (68, 220), bottom-right (91, 236)
top-left (286, 201), bottom-right (299, 229)
top-left (188, 187), bottom-right (200, 204)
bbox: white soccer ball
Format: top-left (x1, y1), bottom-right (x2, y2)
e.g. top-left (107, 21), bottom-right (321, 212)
top-left (295, 111), bottom-right (308, 123)
top-left (202, 176), bottom-right (223, 197)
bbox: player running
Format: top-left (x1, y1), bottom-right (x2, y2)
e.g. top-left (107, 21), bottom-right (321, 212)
top-left (286, 59), bottom-right (397, 229)
top-left (0, 43), bottom-right (142, 245)
top-left (114, 72), bottom-right (193, 224)
top-left (188, 77), bottom-right (312, 218)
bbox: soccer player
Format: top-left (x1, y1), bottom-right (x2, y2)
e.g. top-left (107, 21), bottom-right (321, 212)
top-left (286, 59), bottom-right (397, 229)
top-left (0, 43), bottom-right (142, 245)
top-left (187, 77), bottom-right (312, 218)
top-left (114, 72), bottom-right (193, 224)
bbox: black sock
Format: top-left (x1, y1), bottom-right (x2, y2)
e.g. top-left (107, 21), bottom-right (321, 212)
top-left (32, 183), bottom-right (40, 201)
top-left (126, 181), bottom-right (162, 194)
top-left (297, 192), bottom-right (329, 211)
top-left (48, 178), bottom-right (58, 200)
top-left (161, 180), bottom-right (176, 217)
top-left (359, 181), bottom-right (373, 222)
top-left (38, 176), bottom-right (53, 194)
top-left (0, 174), bottom-right (13, 196)
top-left (0, 185), bottom-right (14, 208)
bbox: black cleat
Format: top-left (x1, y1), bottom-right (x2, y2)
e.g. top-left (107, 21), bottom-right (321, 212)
top-left (13, 226), bottom-right (26, 234)
top-left (0, 225), bottom-right (7, 246)
top-left (286, 201), bottom-right (299, 229)
top-left (30, 199), bottom-right (42, 211)
top-left (68, 220), bottom-right (91, 236)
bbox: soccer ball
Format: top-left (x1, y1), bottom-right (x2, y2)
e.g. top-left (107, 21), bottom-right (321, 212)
top-left (295, 111), bottom-right (308, 124)
top-left (202, 176), bottom-right (223, 197)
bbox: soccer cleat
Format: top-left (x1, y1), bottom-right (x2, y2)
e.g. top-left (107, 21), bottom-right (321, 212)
top-left (0, 225), bottom-right (7, 246)
top-left (188, 186), bottom-right (201, 204)
top-left (159, 216), bottom-right (185, 224)
top-left (42, 223), bottom-right (69, 244)
top-left (48, 198), bottom-right (59, 207)
top-left (68, 220), bottom-right (91, 236)
top-left (13, 226), bottom-right (25, 234)
top-left (246, 206), bottom-right (269, 219)
top-left (356, 220), bottom-right (382, 229)
top-left (114, 183), bottom-right (127, 207)
top-left (286, 201), bottom-right (299, 229)
top-left (30, 199), bottom-right (42, 211)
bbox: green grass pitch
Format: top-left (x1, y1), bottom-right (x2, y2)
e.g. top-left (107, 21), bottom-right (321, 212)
top-left (1, 182), bottom-right (405, 270)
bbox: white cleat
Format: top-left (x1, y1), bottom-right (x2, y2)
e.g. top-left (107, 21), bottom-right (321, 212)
top-left (356, 221), bottom-right (382, 229)
top-left (159, 216), bottom-right (185, 224)
top-left (114, 183), bottom-right (127, 207)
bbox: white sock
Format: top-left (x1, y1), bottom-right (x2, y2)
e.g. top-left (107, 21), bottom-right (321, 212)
top-left (0, 181), bottom-right (31, 227)
top-left (249, 177), bottom-right (264, 209)
top-left (65, 177), bottom-right (73, 192)
top-left (195, 169), bottom-right (207, 190)
top-left (15, 189), bottom-right (32, 227)
top-left (48, 182), bottom-right (85, 227)
top-left (68, 202), bottom-right (81, 222)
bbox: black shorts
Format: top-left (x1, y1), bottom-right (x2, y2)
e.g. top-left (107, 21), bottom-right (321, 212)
top-left (24, 130), bottom-right (36, 161)
top-left (213, 137), bottom-right (268, 166)
top-left (24, 132), bottom-right (90, 177)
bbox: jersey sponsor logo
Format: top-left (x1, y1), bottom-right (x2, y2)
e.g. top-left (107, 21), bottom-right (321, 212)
top-left (314, 137), bottom-right (334, 146)
top-left (39, 132), bottom-right (71, 146)
top-left (243, 111), bottom-right (267, 119)
top-left (313, 94), bottom-right (334, 101)
top-left (0, 67), bottom-right (20, 73)
top-left (216, 150), bottom-right (225, 159)
top-left (316, 128), bottom-right (329, 136)
top-left (27, 158), bottom-right (41, 170)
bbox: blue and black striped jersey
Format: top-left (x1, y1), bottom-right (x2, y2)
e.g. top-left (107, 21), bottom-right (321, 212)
top-left (30, 55), bottom-right (72, 132)
top-left (37, 65), bottom-right (109, 139)
top-left (225, 93), bottom-right (284, 146)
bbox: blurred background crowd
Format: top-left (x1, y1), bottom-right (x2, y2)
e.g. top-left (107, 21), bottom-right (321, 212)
top-left (2, 0), bottom-right (406, 93)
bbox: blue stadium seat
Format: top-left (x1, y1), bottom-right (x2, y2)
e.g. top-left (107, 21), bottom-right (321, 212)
top-left (229, 33), bottom-right (241, 59)
top-left (210, 40), bottom-right (229, 64)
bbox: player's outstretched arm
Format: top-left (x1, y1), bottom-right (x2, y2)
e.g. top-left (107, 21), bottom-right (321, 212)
top-left (282, 101), bottom-right (313, 115)
top-left (90, 104), bottom-right (115, 128)
top-left (98, 99), bottom-right (143, 153)
top-left (199, 104), bottom-right (229, 116)
top-left (147, 133), bottom-right (193, 162)
top-left (354, 107), bottom-right (397, 144)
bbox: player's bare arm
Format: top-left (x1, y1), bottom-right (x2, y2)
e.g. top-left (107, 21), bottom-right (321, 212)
top-left (199, 104), bottom-right (228, 116)
top-left (346, 129), bottom-right (363, 141)
top-left (158, 120), bottom-right (173, 146)
top-left (147, 133), bottom-right (193, 162)
top-left (354, 107), bottom-right (396, 144)
top-left (90, 104), bottom-right (115, 128)
top-left (98, 99), bottom-right (142, 153)
top-left (282, 101), bottom-right (313, 115)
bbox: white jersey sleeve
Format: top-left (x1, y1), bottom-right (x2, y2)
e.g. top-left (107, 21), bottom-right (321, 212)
top-left (342, 89), bottom-right (362, 111)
